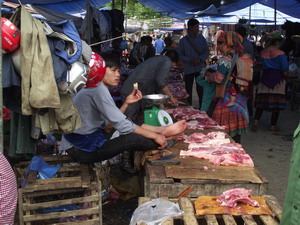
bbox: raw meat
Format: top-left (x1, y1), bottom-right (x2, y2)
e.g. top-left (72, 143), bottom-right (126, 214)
top-left (173, 107), bottom-right (208, 121)
top-left (186, 120), bottom-right (226, 130)
top-left (217, 188), bottom-right (260, 208)
top-left (180, 141), bottom-right (254, 167)
top-left (168, 82), bottom-right (189, 99)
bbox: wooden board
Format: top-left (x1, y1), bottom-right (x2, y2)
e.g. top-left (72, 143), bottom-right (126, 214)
top-left (143, 175), bottom-right (268, 198)
top-left (165, 165), bottom-right (263, 183)
top-left (195, 196), bottom-right (274, 216)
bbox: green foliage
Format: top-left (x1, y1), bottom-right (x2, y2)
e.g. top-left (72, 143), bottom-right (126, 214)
top-left (105, 0), bottom-right (168, 20)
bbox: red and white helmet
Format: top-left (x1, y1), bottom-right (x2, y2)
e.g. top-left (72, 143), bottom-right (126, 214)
top-left (1, 18), bottom-right (20, 54)
top-left (86, 52), bottom-right (106, 88)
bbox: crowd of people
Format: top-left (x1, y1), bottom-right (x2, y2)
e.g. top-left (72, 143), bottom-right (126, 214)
top-left (125, 19), bottom-right (291, 144)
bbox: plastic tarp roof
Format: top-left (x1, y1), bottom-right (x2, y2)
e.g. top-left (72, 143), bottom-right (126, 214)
top-left (223, 3), bottom-right (300, 25)
top-left (220, 0), bottom-right (300, 20)
top-left (3, 0), bottom-right (110, 14)
top-left (135, 0), bottom-right (242, 19)
top-left (135, 0), bottom-right (300, 19)
top-left (3, 0), bottom-right (300, 20)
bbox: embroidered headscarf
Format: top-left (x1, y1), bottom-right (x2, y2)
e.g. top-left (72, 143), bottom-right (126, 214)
top-left (263, 30), bottom-right (283, 47)
top-left (217, 31), bottom-right (243, 56)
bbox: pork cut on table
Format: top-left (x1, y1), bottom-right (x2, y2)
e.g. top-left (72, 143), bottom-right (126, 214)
top-left (184, 131), bottom-right (229, 145)
top-left (186, 119), bottom-right (226, 130)
top-left (173, 107), bottom-right (208, 121)
top-left (217, 188), bottom-right (260, 208)
top-left (180, 133), bottom-right (254, 167)
top-left (180, 145), bottom-right (254, 167)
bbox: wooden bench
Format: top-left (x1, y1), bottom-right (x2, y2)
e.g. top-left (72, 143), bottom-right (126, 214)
top-left (137, 195), bottom-right (282, 225)
top-left (18, 155), bottom-right (103, 225)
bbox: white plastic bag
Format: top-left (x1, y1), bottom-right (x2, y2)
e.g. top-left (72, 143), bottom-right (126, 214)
top-left (130, 198), bottom-right (184, 225)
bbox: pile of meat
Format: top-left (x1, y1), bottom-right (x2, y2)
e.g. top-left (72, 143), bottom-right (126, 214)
top-left (172, 107), bottom-right (226, 130)
top-left (166, 68), bottom-right (189, 99)
top-left (180, 131), bottom-right (254, 167)
top-left (217, 188), bottom-right (260, 208)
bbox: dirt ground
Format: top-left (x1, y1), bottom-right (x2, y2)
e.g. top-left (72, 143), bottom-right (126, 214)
top-left (243, 106), bottom-right (298, 205)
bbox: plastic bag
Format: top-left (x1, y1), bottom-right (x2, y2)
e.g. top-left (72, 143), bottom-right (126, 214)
top-left (130, 198), bottom-right (184, 225)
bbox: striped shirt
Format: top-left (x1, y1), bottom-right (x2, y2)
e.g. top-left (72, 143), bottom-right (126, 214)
top-left (0, 153), bottom-right (18, 225)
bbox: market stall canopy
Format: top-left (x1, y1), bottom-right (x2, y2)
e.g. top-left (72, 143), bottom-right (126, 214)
top-left (135, 0), bottom-right (300, 19)
top-left (3, 0), bottom-right (300, 20)
top-left (3, 0), bottom-right (110, 14)
top-left (223, 3), bottom-right (300, 24)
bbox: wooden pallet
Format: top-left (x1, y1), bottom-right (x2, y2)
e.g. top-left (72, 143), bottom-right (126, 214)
top-left (18, 156), bottom-right (103, 225)
top-left (137, 195), bottom-right (282, 225)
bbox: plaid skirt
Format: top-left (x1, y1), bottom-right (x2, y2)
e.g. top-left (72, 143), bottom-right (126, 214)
top-left (254, 93), bottom-right (286, 110)
top-left (212, 103), bottom-right (249, 137)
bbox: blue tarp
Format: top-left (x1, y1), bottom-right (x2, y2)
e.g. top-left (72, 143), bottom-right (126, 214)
top-left (136, 0), bottom-right (300, 19)
top-left (220, 0), bottom-right (300, 20)
top-left (3, 0), bottom-right (300, 20)
top-left (5, 0), bottom-right (110, 14)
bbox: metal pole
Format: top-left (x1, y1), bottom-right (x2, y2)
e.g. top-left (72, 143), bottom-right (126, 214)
top-left (0, 5), bottom-right (3, 154)
top-left (121, 0), bottom-right (124, 11)
top-left (274, 0), bottom-right (277, 28)
top-left (249, 5), bottom-right (251, 36)
top-left (112, 0), bottom-right (115, 9)
top-left (125, 0), bottom-right (128, 31)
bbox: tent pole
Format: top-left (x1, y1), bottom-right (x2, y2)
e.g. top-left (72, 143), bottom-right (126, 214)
top-left (121, 0), bottom-right (124, 11)
top-left (249, 5), bottom-right (251, 36)
top-left (125, 0), bottom-right (128, 31)
top-left (0, 5), bottom-right (3, 154)
top-left (274, 0), bottom-right (277, 28)
top-left (112, 0), bottom-right (115, 9)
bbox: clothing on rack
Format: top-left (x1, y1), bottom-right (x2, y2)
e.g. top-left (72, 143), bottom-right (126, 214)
top-left (10, 6), bottom-right (60, 115)
top-left (44, 20), bottom-right (83, 64)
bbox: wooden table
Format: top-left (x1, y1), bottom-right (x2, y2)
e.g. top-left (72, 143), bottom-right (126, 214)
top-left (143, 129), bottom-right (268, 198)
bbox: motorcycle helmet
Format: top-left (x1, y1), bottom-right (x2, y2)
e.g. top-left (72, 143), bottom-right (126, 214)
top-left (58, 61), bottom-right (88, 95)
top-left (2, 17), bottom-right (20, 53)
top-left (86, 52), bottom-right (106, 88)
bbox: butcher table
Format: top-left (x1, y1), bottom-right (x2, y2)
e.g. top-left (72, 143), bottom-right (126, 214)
top-left (143, 129), bottom-right (268, 198)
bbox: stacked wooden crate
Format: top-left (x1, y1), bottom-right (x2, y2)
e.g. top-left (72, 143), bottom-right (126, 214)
top-left (18, 155), bottom-right (103, 225)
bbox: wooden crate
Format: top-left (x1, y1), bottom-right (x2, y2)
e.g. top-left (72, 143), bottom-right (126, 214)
top-left (18, 155), bottom-right (103, 225)
top-left (144, 163), bottom-right (268, 198)
top-left (137, 195), bottom-right (282, 225)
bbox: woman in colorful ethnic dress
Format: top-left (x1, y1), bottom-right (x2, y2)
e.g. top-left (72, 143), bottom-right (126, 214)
top-left (252, 31), bottom-right (288, 132)
top-left (211, 31), bottom-right (248, 143)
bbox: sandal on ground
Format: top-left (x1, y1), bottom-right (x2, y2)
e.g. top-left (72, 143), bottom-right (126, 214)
top-left (270, 126), bottom-right (280, 133)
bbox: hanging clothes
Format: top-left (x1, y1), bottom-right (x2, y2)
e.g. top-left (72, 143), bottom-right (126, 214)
top-left (10, 6), bottom-right (60, 115)
top-left (44, 20), bottom-right (82, 64)
top-left (9, 112), bottom-right (36, 157)
top-left (35, 94), bottom-right (81, 135)
top-left (2, 52), bottom-right (22, 113)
